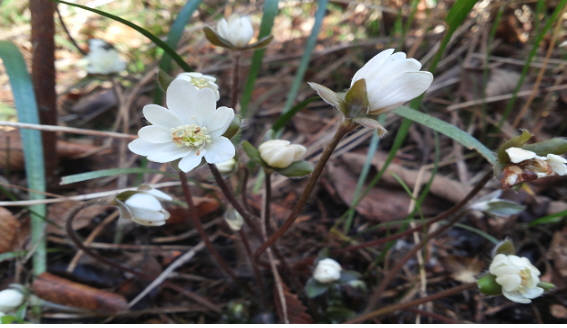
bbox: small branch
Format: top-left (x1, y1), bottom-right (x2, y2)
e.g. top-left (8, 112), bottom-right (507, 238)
top-left (230, 52), bottom-right (241, 110)
top-left (178, 171), bottom-right (238, 282)
top-left (239, 230), bottom-right (266, 304)
top-left (0, 121), bottom-right (136, 139)
top-left (55, 5), bottom-right (87, 55)
top-left (346, 283), bottom-right (476, 323)
top-left (255, 120), bottom-right (354, 259)
top-left (364, 171), bottom-right (492, 311)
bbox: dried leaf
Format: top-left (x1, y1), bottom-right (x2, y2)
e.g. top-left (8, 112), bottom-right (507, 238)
top-left (274, 281), bottom-right (313, 324)
top-left (32, 272), bottom-right (128, 313)
top-left (0, 207), bottom-right (20, 253)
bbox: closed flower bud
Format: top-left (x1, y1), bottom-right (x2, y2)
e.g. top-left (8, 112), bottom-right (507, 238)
top-left (313, 258), bottom-right (342, 284)
top-left (216, 157), bottom-right (237, 174)
top-left (258, 139), bottom-right (306, 169)
top-left (489, 254), bottom-right (543, 303)
top-left (85, 39), bottom-right (126, 75)
top-left (116, 187), bottom-right (172, 226)
top-left (0, 288), bottom-right (25, 313)
top-left (216, 15), bottom-right (254, 48)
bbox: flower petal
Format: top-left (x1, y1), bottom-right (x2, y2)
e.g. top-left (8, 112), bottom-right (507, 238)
top-left (143, 104), bottom-right (181, 128)
top-left (138, 126), bottom-right (172, 143)
top-left (178, 153), bottom-right (204, 172)
top-left (146, 143), bottom-right (191, 163)
top-left (496, 274), bottom-right (522, 291)
top-left (503, 290), bottom-right (531, 304)
top-left (351, 49), bottom-right (395, 85)
top-left (206, 106), bottom-right (235, 137)
top-left (367, 71), bottom-right (433, 112)
top-left (204, 136), bottom-right (236, 164)
top-left (505, 147), bottom-right (538, 163)
top-left (126, 193), bottom-right (162, 211)
top-left (128, 138), bottom-right (165, 156)
top-left (145, 189), bottom-right (173, 201)
top-left (521, 287), bottom-right (543, 299)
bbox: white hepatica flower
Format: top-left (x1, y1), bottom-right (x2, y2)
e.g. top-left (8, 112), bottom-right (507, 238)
top-left (216, 15), bottom-right (254, 47)
top-left (351, 48), bottom-right (433, 114)
top-left (85, 39), bottom-right (126, 75)
top-left (0, 288), bottom-right (24, 313)
top-left (128, 77), bottom-right (235, 172)
top-left (258, 139), bottom-right (306, 169)
top-left (489, 254), bottom-right (543, 304)
top-left (313, 258), bottom-right (342, 284)
top-left (118, 188), bottom-right (172, 226)
top-left (546, 153), bottom-right (567, 175)
top-left (505, 147), bottom-right (540, 163)
top-left (176, 72), bottom-right (220, 101)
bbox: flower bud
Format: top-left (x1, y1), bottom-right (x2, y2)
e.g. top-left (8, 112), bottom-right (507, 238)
top-left (224, 208), bottom-right (244, 231)
top-left (258, 139), bottom-right (306, 169)
top-left (175, 72), bottom-right (220, 101)
top-left (313, 258), bottom-right (342, 284)
top-left (216, 157), bottom-right (237, 174)
top-left (216, 15), bottom-right (254, 48)
top-left (0, 288), bottom-right (25, 313)
top-left (116, 187), bottom-right (172, 226)
top-left (85, 39), bottom-right (126, 75)
top-left (489, 254), bottom-right (543, 303)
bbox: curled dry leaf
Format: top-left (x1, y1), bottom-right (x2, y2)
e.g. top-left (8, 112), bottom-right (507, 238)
top-left (32, 272), bottom-right (128, 313)
top-left (274, 281), bottom-right (313, 324)
top-left (0, 207), bottom-right (20, 253)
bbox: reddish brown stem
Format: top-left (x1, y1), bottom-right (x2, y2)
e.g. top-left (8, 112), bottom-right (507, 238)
top-left (231, 53), bottom-right (241, 110)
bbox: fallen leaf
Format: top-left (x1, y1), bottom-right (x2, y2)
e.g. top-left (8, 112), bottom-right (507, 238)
top-left (0, 207), bottom-right (20, 253)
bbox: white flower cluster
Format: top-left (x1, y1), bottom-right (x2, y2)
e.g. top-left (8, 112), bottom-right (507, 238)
top-left (502, 147), bottom-right (567, 188)
top-left (489, 254), bottom-right (543, 304)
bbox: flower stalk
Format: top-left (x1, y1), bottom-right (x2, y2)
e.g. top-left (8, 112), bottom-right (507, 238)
top-left (231, 52), bottom-right (241, 110)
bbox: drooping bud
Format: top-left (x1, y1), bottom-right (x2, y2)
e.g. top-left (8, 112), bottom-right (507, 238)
top-left (258, 139), bottom-right (306, 169)
top-left (115, 186), bottom-right (172, 226)
top-left (313, 258), bottom-right (342, 284)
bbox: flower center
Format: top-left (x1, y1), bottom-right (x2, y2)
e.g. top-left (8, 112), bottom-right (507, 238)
top-left (190, 77), bottom-right (210, 89)
top-left (519, 268), bottom-right (531, 288)
top-left (171, 124), bottom-right (211, 154)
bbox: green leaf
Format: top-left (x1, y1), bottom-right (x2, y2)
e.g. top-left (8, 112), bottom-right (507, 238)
top-left (54, 0), bottom-right (191, 71)
top-left (240, 0), bottom-right (279, 117)
top-left (523, 138), bottom-right (567, 156)
top-left (477, 273), bottom-right (502, 296)
top-left (528, 209), bottom-right (567, 226)
top-left (538, 281), bottom-right (555, 291)
top-left (242, 141), bottom-right (263, 164)
top-left (60, 167), bottom-right (172, 185)
top-left (157, 69), bottom-right (174, 93)
top-left (305, 277), bottom-right (329, 298)
top-left (242, 34), bottom-right (274, 50)
top-left (0, 41), bottom-right (46, 275)
top-left (393, 106), bottom-right (496, 165)
top-left (497, 129), bottom-right (532, 165)
top-left (492, 238), bottom-right (516, 257)
top-left (0, 250), bottom-right (27, 263)
top-left (485, 200), bottom-right (525, 217)
top-left (275, 160), bottom-right (313, 177)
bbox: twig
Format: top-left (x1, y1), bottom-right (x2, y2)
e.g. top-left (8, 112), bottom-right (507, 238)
top-left (55, 4), bottom-right (87, 55)
top-left (178, 171), bottom-right (238, 281)
top-left (231, 52), bottom-right (241, 110)
top-left (255, 120), bottom-right (355, 259)
top-left (346, 283), bottom-right (476, 323)
top-left (0, 121), bottom-right (136, 139)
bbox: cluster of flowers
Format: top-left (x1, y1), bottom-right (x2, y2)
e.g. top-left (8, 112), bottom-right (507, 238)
top-left (502, 147), bottom-right (567, 188)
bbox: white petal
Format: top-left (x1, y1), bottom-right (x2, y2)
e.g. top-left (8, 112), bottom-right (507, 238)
top-left (521, 287), bottom-right (543, 299)
top-left (502, 290), bottom-right (531, 304)
top-left (367, 71), bottom-right (433, 111)
top-left (204, 137), bottom-right (236, 164)
top-left (505, 147), bottom-right (538, 163)
top-left (138, 126), bottom-right (172, 143)
top-left (166, 78), bottom-right (200, 123)
top-left (147, 143), bottom-right (191, 163)
top-left (126, 193), bottom-right (162, 211)
top-left (128, 138), bottom-right (164, 156)
top-left (351, 49), bottom-right (395, 85)
top-left (206, 106), bottom-right (235, 137)
top-left (144, 189), bottom-right (172, 201)
top-left (216, 18), bottom-right (230, 40)
top-left (178, 153), bottom-right (204, 172)
top-left (547, 154), bottom-right (567, 175)
top-left (496, 274), bottom-right (522, 291)
top-left (143, 104), bottom-right (180, 128)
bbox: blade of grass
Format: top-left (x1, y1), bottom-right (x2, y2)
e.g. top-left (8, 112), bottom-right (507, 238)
top-left (61, 167), bottom-right (175, 185)
top-left (274, 0), bottom-right (328, 136)
top-left (240, 0), bottom-right (279, 117)
top-left (528, 209), bottom-right (567, 226)
top-left (271, 96), bottom-right (318, 133)
top-left (454, 223), bottom-right (499, 244)
top-left (54, 0), bottom-right (191, 71)
top-left (0, 41), bottom-right (46, 275)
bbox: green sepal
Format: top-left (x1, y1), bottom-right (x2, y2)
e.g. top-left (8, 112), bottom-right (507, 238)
top-left (343, 79), bottom-right (369, 118)
top-left (240, 34), bottom-right (273, 50)
top-left (491, 238), bottom-right (516, 257)
top-left (477, 273), bottom-right (502, 296)
top-left (522, 137), bottom-right (567, 156)
top-left (275, 160), bottom-right (313, 178)
top-left (223, 115), bottom-right (241, 139)
top-left (114, 190), bottom-right (137, 203)
top-left (305, 277), bottom-right (330, 298)
top-left (484, 201), bottom-right (525, 217)
top-left (497, 129), bottom-right (532, 165)
top-left (537, 281), bottom-right (555, 291)
top-left (242, 141), bottom-right (263, 164)
top-left (157, 69), bottom-right (174, 93)
top-left (203, 26), bottom-right (235, 49)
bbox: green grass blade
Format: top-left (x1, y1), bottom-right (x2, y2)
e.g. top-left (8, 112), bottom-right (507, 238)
top-left (61, 167), bottom-right (174, 185)
top-left (271, 96), bottom-right (318, 132)
top-left (54, 0), bottom-right (191, 71)
top-left (454, 223), bottom-right (499, 244)
top-left (275, 0), bottom-right (328, 135)
top-left (0, 41), bottom-right (46, 275)
top-left (240, 0), bottom-right (279, 117)
top-left (0, 251), bottom-right (27, 263)
top-left (394, 106), bottom-right (496, 165)
top-left (528, 209), bottom-right (567, 226)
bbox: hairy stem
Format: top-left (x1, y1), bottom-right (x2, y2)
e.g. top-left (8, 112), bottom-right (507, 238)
top-left (347, 283), bottom-right (476, 323)
top-left (179, 171), bottom-right (238, 281)
top-left (254, 120), bottom-right (354, 259)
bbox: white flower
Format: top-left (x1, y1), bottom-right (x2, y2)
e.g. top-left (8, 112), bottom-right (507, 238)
top-left (258, 139), bottom-right (306, 169)
top-left (117, 188), bottom-right (172, 226)
top-left (85, 39), bottom-right (126, 75)
top-left (489, 254), bottom-right (544, 304)
top-left (546, 154), bottom-right (567, 176)
top-left (128, 76), bottom-right (235, 173)
top-left (176, 72), bottom-right (220, 101)
top-left (505, 147), bottom-right (540, 163)
top-left (216, 157), bottom-right (236, 173)
top-left (216, 15), bottom-right (254, 47)
top-left (351, 48), bottom-right (433, 114)
top-left (313, 258), bottom-right (342, 284)
top-left (0, 288), bottom-right (24, 313)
